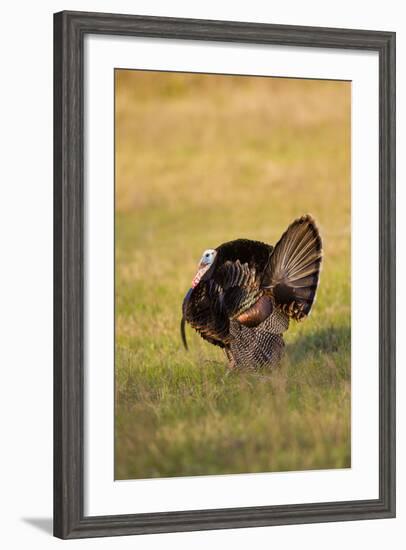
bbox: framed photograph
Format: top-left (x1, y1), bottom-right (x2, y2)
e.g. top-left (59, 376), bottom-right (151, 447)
top-left (54, 10), bottom-right (396, 539)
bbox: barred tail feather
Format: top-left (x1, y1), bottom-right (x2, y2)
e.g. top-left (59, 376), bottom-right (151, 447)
top-left (266, 215), bottom-right (323, 320)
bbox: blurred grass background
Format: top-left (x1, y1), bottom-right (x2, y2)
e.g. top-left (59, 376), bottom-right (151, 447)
top-left (115, 70), bottom-right (351, 479)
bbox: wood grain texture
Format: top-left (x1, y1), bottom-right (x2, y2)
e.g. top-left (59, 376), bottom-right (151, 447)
top-left (53, 10), bottom-right (396, 539)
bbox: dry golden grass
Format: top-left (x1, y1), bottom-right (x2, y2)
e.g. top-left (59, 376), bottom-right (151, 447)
top-left (115, 70), bottom-right (351, 479)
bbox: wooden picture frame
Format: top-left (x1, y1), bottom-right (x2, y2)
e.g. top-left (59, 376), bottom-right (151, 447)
top-left (54, 10), bottom-right (396, 539)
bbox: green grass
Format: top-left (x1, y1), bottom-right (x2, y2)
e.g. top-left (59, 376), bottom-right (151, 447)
top-left (115, 71), bottom-right (351, 479)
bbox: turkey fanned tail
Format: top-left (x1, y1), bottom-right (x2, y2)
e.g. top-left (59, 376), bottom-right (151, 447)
top-left (264, 214), bottom-right (322, 321)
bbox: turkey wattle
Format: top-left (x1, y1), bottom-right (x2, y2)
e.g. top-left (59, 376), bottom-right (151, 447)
top-left (181, 215), bottom-right (323, 369)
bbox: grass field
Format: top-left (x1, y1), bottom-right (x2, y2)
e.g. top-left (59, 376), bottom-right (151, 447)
top-left (115, 70), bottom-right (351, 479)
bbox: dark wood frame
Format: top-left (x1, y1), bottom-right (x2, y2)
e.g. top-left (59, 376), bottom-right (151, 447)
top-left (54, 10), bottom-right (396, 539)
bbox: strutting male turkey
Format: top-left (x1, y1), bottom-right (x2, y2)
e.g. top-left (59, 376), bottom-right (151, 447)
top-left (181, 215), bottom-right (323, 369)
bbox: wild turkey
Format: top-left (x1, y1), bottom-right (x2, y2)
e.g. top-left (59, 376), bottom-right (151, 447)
top-left (181, 215), bottom-right (323, 369)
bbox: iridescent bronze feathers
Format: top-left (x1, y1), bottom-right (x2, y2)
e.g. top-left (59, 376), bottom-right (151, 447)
top-left (181, 215), bottom-right (323, 369)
